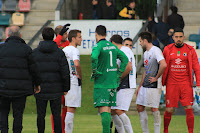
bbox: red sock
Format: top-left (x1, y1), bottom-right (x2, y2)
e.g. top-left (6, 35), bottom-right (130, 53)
top-left (185, 109), bottom-right (194, 133)
top-left (61, 107), bottom-right (67, 133)
top-left (164, 111), bottom-right (172, 133)
top-left (51, 114), bottom-right (55, 133)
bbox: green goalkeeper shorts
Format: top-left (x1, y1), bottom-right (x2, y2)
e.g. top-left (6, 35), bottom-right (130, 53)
top-left (93, 88), bottom-right (117, 108)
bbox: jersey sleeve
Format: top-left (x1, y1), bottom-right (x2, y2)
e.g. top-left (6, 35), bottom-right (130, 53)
top-left (72, 48), bottom-right (80, 61)
top-left (117, 48), bottom-right (128, 72)
top-left (155, 48), bottom-right (164, 63)
top-left (91, 44), bottom-right (101, 71)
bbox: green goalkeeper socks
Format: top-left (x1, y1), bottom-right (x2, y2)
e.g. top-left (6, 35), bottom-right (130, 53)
top-left (101, 112), bottom-right (111, 133)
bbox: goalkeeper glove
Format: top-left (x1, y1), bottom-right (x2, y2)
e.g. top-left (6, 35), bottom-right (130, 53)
top-left (59, 23), bottom-right (71, 36)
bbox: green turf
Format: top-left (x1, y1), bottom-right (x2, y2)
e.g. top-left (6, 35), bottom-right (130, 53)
top-left (7, 114), bottom-right (200, 133)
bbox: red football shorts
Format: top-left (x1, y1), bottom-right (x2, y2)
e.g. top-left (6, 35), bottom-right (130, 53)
top-left (165, 84), bottom-right (193, 108)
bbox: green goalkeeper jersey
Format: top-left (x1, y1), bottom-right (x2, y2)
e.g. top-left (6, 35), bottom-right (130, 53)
top-left (91, 39), bottom-right (128, 89)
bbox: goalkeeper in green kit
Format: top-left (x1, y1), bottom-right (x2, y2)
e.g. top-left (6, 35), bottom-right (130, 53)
top-left (91, 25), bottom-right (129, 133)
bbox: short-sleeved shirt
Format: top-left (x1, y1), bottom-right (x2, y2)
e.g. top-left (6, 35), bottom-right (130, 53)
top-left (63, 46), bottom-right (80, 85)
top-left (143, 46), bottom-right (164, 88)
top-left (117, 46), bottom-right (136, 89)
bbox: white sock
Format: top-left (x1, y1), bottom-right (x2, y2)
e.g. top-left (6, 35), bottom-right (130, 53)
top-left (65, 112), bottom-right (74, 133)
top-left (152, 111), bottom-right (161, 133)
top-left (139, 110), bottom-right (149, 133)
top-left (112, 115), bottom-right (126, 133)
top-left (119, 113), bottom-right (134, 133)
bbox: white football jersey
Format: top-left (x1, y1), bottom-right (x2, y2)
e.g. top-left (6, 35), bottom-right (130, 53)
top-left (63, 46), bottom-right (80, 85)
top-left (117, 46), bottom-right (136, 89)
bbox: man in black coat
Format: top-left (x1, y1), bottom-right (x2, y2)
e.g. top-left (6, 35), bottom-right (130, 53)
top-left (167, 6), bottom-right (185, 29)
top-left (0, 26), bottom-right (41, 133)
top-left (32, 27), bottom-right (70, 133)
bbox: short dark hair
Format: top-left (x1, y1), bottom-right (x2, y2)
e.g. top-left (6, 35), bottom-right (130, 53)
top-left (129, 0), bottom-right (135, 4)
top-left (123, 37), bottom-right (133, 42)
top-left (174, 27), bottom-right (184, 34)
top-left (110, 34), bottom-right (123, 44)
top-left (95, 25), bottom-right (106, 36)
top-left (68, 30), bottom-right (81, 42)
top-left (107, 0), bottom-right (112, 3)
top-left (138, 32), bottom-right (152, 43)
top-left (170, 6), bottom-right (178, 14)
top-left (42, 27), bottom-right (54, 41)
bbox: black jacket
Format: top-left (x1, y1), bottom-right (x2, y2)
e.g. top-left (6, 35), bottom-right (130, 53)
top-left (32, 40), bottom-right (70, 100)
top-left (0, 36), bottom-right (41, 97)
top-left (102, 4), bottom-right (116, 19)
top-left (167, 13), bottom-right (185, 29)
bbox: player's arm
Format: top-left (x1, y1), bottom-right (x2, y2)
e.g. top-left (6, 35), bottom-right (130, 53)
top-left (117, 49), bottom-right (129, 74)
top-left (149, 59), bottom-right (167, 83)
top-left (74, 60), bottom-right (82, 80)
top-left (191, 48), bottom-right (200, 88)
top-left (119, 7), bottom-right (129, 18)
top-left (121, 61), bottom-right (132, 79)
top-left (136, 70), bottom-right (146, 96)
top-left (91, 44), bottom-right (101, 73)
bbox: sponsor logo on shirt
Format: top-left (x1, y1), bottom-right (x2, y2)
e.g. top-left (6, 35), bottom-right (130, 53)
top-left (175, 58), bottom-right (182, 64)
top-left (170, 53), bottom-right (174, 55)
top-left (107, 68), bottom-right (117, 72)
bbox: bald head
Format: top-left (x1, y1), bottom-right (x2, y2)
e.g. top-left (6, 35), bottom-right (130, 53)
top-left (8, 26), bottom-right (21, 37)
top-left (55, 25), bottom-right (63, 35)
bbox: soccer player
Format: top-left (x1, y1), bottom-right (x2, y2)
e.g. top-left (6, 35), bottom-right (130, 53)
top-left (63, 30), bottom-right (82, 133)
top-left (136, 32), bottom-right (167, 133)
top-left (91, 25), bottom-right (128, 133)
top-left (51, 23), bottom-right (70, 133)
top-left (54, 24), bottom-right (70, 49)
top-left (123, 37), bottom-right (133, 50)
top-left (110, 34), bottom-right (136, 133)
top-left (162, 27), bottom-right (200, 133)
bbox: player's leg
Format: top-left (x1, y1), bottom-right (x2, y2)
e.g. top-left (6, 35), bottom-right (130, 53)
top-left (151, 108), bottom-right (161, 133)
top-left (164, 84), bottom-right (179, 133)
top-left (180, 84), bottom-right (194, 133)
top-left (65, 107), bottom-right (76, 133)
top-left (99, 106), bottom-right (111, 133)
top-left (111, 110), bottom-right (125, 133)
top-left (51, 114), bottom-right (54, 133)
top-left (61, 95), bottom-right (67, 133)
top-left (50, 97), bottom-right (62, 133)
top-left (137, 105), bottom-right (149, 133)
top-left (62, 106), bottom-right (67, 133)
top-left (116, 109), bottom-right (133, 133)
top-left (184, 105), bottom-right (194, 133)
top-left (65, 85), bottom-right (81, 133)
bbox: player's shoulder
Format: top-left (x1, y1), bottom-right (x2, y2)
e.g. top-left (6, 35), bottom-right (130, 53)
top-left (184, 43), bottom-right (195, 50)
top-left (121, 46), bottom-right (133, 54)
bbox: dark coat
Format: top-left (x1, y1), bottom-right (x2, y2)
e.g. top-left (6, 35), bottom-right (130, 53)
top-left (32, 40), bottom-right (70, 100)
top-left (0, 36), bottom-right (41, 97)
top-left (167, 13), bottom-right (185, 29)
top-left (102, 4), bottom-right (116, 19)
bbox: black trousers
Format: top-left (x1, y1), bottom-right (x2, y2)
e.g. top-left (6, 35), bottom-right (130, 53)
top-left (36, 97), bottom-right (62, 133)
top-left (0, 96), bottom-right (27, 133)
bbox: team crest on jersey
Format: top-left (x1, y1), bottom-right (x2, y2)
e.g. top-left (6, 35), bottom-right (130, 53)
top-left (149, 55), bottom-right (151, 60)
top-left (183, 52), bottom-right (187, 56)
